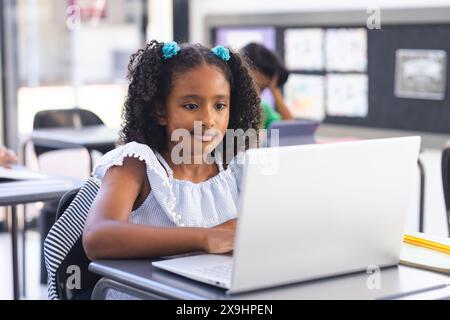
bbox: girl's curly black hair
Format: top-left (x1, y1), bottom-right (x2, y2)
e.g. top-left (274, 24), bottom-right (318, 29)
top-left (120, 40), bottom-right (262, 161)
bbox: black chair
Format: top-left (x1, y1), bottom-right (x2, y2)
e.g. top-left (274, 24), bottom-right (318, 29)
top-left (418, 158), bottom-right (425, 233)
top-left (441, 143), bottom-right (450, 237)
top-left (53, 188), bottom-right (101, 300)
top-left (32, 108), bottom-right (105, 157)
top-left (33, 108), bottom-right (104, 129)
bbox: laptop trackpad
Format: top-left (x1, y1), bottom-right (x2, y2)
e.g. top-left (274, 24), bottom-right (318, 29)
top-left (152, 254), bottom-right (233, 289)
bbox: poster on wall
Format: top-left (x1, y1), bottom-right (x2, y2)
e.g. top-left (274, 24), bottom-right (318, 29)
top-left (325, 28), bottom-right (367, 72)
top-left (284, 28), bottom-right (324, 71)
top-left (326, 74), bottom-right (368, 117)
top-left (394, 49), bottom-right (447, 100)
top-left (284, 74), bottom-right (325, 120)
top-left (215, 27), bottom-right (276, 51)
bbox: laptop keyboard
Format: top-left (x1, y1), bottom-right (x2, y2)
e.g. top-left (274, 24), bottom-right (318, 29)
top-left (194, 262), bottom-right (233, 280)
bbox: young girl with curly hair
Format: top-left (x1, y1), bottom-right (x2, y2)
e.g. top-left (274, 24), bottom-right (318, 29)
top-left (82, 40), bottom-right (262, 259)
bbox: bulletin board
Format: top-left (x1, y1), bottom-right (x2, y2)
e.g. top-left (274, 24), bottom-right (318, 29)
top-left (206, 8), bottom-right (450, 134)
top-left (327, 24), bottom-right (450, 134)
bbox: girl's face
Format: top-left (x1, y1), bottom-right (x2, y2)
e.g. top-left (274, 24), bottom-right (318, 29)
top-left (162, 63), bottom-right (231, 158)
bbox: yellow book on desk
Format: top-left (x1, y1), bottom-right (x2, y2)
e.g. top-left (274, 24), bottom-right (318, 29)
top-left (400, 232), bottom-right (450, 274)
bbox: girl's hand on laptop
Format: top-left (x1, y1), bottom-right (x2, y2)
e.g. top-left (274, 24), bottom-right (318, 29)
top-left (202, 228), bottom-right (235, 254)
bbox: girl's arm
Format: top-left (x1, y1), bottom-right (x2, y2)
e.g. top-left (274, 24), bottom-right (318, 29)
top-left (270, 76), bottom-right (294, 121)
top-left (82, 157), bottom-right (234, 260)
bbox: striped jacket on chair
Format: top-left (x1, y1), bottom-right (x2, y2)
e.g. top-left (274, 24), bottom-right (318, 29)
top-left (43, 178), bottom-right (100, 300)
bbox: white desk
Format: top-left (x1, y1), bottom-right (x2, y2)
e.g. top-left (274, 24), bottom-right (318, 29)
top-left (0, 175), bottom-right (83, 300)
top-left (28, 125), bottom-right (118, 150)
top-left (25, 125), bottom-right (119, 172)
top-left (89, 259), bottom-right (450, 300)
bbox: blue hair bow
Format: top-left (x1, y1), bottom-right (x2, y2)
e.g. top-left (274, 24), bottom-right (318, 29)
top-left (211, 45), bottom-right (230, 61)
top-left (162, 41), bottom-right (181, 59)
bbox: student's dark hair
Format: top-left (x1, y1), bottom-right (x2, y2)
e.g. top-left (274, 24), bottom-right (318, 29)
top-left (241, 42), bottom-right (289, 87)
top-left (120, 40), bottom-right (261, 160)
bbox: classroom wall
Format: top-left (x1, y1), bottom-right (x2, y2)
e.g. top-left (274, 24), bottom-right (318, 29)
top-left (189, 0), bottom-right (450, 44)
top-left (147, 0), bottom-right (173, 42)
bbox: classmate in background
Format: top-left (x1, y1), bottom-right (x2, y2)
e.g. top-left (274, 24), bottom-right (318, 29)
top-left (81, 40), bottom-right (261, 259)
top-left (241, 42), bottom-right (294, 129)
top-left (0, 145), bottom-right (17, 168)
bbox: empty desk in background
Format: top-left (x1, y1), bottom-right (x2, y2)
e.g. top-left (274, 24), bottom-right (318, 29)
top-left (89, 259), bottom-right (450, 300)
top-left (266, 119), bottom-right (320, 147)
top-left (26, 125), bottom-right (119, 171)
top-left (0, 174), bottom-right (83, 300)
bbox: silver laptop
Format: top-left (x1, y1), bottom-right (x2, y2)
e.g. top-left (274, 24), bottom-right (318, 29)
top-left (152, 136), bottom-right (421, 294)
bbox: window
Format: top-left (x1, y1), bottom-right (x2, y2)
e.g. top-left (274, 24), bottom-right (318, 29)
top-left (15, 0), bottom-right (148, 134)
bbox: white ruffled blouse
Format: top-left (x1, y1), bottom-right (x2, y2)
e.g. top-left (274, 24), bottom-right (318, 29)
top-left (91, 142), bottom-right (243, 228)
